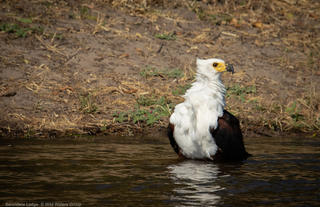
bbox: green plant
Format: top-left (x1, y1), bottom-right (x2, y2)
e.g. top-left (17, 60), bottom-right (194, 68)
top-left (100, 122), bottom-right (107, 131)
top-left (155, 33), bottom-right (176, 40)
top-left (193, 6), bottom-right (206, 20)
top-left (80, 6), bottom-right (97, 21)
top-left (228, 84), bottom-right (256, 95)
top-left (17, 18), bottom-right (32, 24)
top-left (285, 102), bottom-right (304, 122)
top-left (208, 13), bottom-right (233, 25)
top-left (140, 66), bottom-right (159, 78)
top-left (0, 23), bottom-right (43, 38)
top-left (47, 32), bottom-right (64, 41)
top-left (0, 23), bottom-right (28, 37)
top-left (113, 96), bottom-right (173, 126)
top-left (136, 95), bottom-right (170, 112)
top-left (80, 6), bottom-right (90, 17)
top-left (136, 95), bottom-right (157, 106)
top-left (113, 111), bottom-right (127, 123)
top-left (24, 129), bottom-right (35, 138)
top-left (79, 94), bottom-right (98, 114)
top-left (227, 84), bottom-right (256, 102)
top-left (172, 84), bottom-right (192, 96)
top-left (166, 68), bottom-right (184, 78)
top-left (190, 2), bottom-right (232, 23)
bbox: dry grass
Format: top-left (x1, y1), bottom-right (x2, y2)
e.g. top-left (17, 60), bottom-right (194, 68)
top-left (0, 0), bottom-right (319, 137)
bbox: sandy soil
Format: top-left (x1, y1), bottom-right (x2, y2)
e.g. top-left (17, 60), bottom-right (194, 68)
top-left (0, 0), bottom-right (319, 138)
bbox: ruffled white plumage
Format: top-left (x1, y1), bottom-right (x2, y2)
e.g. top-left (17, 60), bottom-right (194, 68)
top-left (169, 58), bottom-right (226, 159)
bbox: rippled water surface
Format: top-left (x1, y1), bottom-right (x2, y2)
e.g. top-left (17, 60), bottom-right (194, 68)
top-left (1, 136), bottom-right (319, 206)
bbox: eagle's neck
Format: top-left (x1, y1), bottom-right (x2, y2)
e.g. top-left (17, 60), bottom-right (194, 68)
top-left (194, 72), bottom-right (226, 96)
top-left (183, 71), bottom-right (226, 116)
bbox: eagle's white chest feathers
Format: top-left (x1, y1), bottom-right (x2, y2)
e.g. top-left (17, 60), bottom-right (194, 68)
top-left (169, 58), bottom-right (227, 159)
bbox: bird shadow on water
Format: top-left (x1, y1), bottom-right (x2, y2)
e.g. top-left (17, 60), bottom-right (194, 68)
top-left (167, 160), bottom-right (245, 206)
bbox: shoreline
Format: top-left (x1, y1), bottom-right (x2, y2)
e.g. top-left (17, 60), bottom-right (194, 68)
top-left (0, 123), bottom-right (316, 139)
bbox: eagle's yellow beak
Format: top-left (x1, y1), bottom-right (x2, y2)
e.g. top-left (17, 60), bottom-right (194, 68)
top-left (215, 63), bottom-right (226, 72)
top-left (213, 62), bottom-right (234, 73)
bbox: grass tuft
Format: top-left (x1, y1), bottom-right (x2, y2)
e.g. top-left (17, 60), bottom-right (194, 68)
top-left (155, 32), bottom-right (176, 40)
top-left (80, 5), bottom-right (97, 21)
top-left (208, 13), bottom-right (233, 25)
top-left (17, 18), bottom-right (32, 24)
top-left (113, 96), bottom-right (173, 126)
top-left (172, 84), bottom-right (192, 96)
top-left (0, 23), bottom-right (43, 38)
top-left (227, 84), bottom-right (256, 102)
top-left (79, 94), bottom-right (98, 114)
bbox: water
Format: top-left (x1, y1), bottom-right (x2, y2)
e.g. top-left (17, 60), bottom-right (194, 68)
top-left (0, 136), bottom-right (319, 207)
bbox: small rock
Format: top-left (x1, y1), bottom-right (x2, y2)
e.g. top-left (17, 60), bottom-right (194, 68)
top-left (1, 91), bottom-right (17, 97)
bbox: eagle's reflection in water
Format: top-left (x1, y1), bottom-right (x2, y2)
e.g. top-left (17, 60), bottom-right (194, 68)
top-left (168, 160), bottom-right (226, 206)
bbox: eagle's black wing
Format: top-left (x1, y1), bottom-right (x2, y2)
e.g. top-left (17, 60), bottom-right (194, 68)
top-left (210, 110), bottom-right (251, 161)
top-left (167, 123), bottom-right (183, 157)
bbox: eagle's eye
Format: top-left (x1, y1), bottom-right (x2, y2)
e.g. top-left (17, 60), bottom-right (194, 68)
top-left (212, 62), bottom-right (219, 67)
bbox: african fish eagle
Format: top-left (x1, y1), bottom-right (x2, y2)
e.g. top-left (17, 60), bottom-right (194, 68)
top-left (168, 58), bottom-right (250, 161)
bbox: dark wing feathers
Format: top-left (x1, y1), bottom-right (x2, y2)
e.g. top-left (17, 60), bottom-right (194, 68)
top-left (210, 110), bottom-right (251, 161)
top-left (167, 123), bottom-right (185, 158)
top-left (167, 123), bottom-right (180, 155)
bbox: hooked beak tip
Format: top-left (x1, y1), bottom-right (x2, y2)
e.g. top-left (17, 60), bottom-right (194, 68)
top-left (226, 64), bottom-right (234, 74)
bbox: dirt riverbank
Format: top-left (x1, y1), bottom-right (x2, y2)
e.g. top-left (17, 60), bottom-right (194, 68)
top-left (0, 0), bottom-right (319, 138)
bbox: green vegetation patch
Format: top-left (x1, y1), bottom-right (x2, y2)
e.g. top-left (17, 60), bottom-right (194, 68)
top-left (208, 13), bottom-right (233, 25)
top-left (172, 84), bottom-right (192, 96)
top-left (80, 6), bottom-right (97, 21)
top-left (155, 32), bottom-right (176, 40)
top-left (0, 22), bottom-right (43, 38)
top-left (0, 23), bottom-right (30, 38)
top-left (113, 96), bottom-right (173, 126)
top-left (79, 94), bottom-right (98, 114)
top-left (17, 17), bottom-right (33, 24)
top-left (227, 84), bottom-right (256, 102)
top-left (191, 4), bottom-right (233, 24)
top-left (285, 101), bottom-right (304, 122)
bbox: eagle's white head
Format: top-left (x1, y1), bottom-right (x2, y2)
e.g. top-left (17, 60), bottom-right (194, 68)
top-left (196, 58), bottom-right (234, 81)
